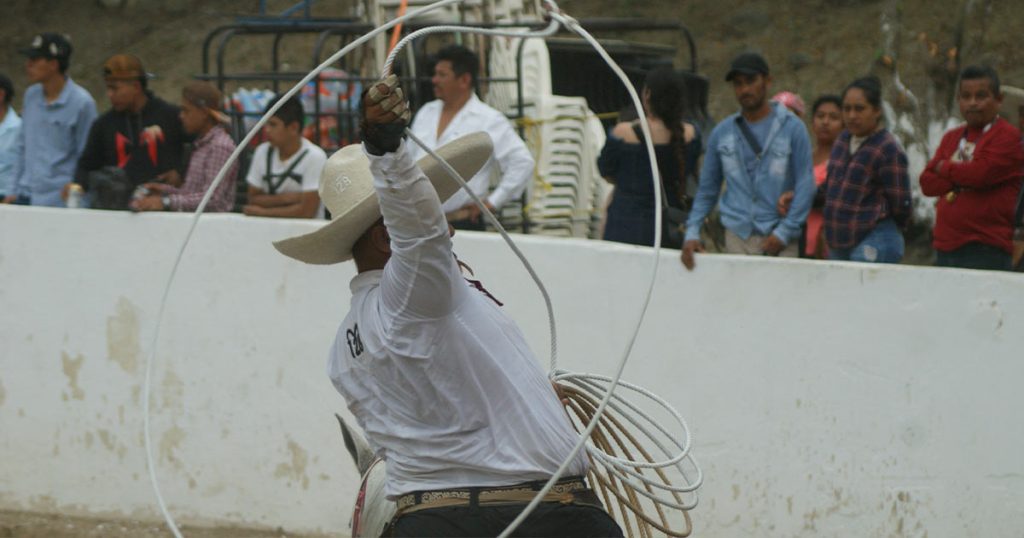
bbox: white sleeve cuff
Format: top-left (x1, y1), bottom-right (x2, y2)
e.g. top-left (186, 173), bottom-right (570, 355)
top-left (365, 139), bottom-right (420, 189)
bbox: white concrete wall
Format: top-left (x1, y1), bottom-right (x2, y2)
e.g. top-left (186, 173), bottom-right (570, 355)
top-left (1, 205), bottom-right (1022, 536)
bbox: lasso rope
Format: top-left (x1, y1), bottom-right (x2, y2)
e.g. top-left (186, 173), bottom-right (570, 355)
top-left (385, 4), bottom-right (701, 537)
top-left (140, 1), bottom-right (701, 536)
top-left (141, 2), bottom-right (465, 536)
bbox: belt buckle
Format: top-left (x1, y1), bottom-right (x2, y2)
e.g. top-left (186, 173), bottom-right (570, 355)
top-left (396, 494), bottom-right (416, 511)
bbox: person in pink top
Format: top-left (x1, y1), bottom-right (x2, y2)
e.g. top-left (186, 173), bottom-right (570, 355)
top-left (772, 91), bottom-right (806, 118)
top-left (778, 94), bottom-right (843, 257)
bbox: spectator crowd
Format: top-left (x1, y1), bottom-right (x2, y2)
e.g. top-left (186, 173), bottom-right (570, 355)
top-left (1, 34), bottom-right (1022, 272)
top-left (0, 33), bottom-right (319, 218)
top-left (600, 52), bottom-right (1024, 273)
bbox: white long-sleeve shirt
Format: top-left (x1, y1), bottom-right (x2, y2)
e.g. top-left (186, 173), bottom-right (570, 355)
top-left (327, 141), bottom-right (587, 498)
top-left (407, 94), bottom-right (534, 213)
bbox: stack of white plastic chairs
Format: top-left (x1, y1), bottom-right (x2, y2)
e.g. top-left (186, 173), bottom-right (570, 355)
top-left (522, 95), bottom-right (582, 236)
top-left (374, 0), bottom-right (483, 23)
top-left (486, 32), bottom-right (544, 233)
top-left (486, 35), bottom-right (608, 238)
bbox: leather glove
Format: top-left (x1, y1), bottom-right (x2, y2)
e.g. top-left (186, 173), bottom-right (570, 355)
top-left (360, 74), bottom-right (411, 155)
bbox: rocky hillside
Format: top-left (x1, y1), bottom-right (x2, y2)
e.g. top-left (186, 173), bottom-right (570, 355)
top-left (565, 0), bottom-right (1022, 120)
top-left (3, 0), bottom-right (1020, 121)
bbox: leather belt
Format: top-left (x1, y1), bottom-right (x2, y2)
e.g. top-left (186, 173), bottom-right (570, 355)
top-left (395, 476), bottom-right (590, 515)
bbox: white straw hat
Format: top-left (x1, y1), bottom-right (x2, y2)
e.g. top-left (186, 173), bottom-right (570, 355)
top-left (273, 132), bottom-right (493, 265)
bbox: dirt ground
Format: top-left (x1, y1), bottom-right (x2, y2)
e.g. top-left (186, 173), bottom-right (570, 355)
top-left (0, 510), bottom-right (328, 538)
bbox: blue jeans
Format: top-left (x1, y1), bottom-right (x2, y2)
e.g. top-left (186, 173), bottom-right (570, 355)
top-left (828, 218), bottom-right (904, 263)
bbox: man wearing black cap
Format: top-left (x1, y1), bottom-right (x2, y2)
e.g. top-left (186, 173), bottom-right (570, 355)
top-left (67, 53), bottom-right (187, 209)
top-left (3, 33), bottom-right (97, 207)
top-left (681, 52), bottom-right (814, 270)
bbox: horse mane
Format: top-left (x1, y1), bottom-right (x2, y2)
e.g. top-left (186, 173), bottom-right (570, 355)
top-left (335, 413), bottom-right (376, 476)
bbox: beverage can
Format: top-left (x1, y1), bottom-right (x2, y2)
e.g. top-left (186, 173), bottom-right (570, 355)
top-left (67, 184), bottom-right (84, 209)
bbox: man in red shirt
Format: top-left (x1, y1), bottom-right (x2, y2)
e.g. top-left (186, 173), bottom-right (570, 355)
top-left (920, 65), bottom-right (1024, 271)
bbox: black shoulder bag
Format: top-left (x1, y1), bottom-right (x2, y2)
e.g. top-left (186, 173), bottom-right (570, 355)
top-left (735, 116), bottom-right (764, 159)
top-left (88, 166), bottom-right (134, 210)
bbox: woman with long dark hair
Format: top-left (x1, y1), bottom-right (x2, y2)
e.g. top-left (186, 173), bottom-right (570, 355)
top-left (598, 66), bottom-right (700, 247)
top-left (822, 76), bottom-right (912, 263)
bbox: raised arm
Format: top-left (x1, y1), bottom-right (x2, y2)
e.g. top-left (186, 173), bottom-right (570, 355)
top-left (361, 76), bottom-right (464, 320)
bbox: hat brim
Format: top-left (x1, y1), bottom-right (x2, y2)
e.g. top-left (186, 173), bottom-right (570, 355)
top-left (105, 72), bottom-right (155, 82)
top-left (208, 109), bottom-right (231, 125)
top-left (19, 48), bottom-right (50, 59)
top-left (272, 131), bottom-right (493, 265)
top-left (725, 68), bottom-right (765, 82)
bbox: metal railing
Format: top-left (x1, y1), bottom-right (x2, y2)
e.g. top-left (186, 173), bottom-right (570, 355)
top-left (194, 16), bottom-right (705, 220)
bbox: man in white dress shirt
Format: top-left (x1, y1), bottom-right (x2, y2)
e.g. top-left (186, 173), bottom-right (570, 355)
top-left (407, 44), bottom-right (535, 231)
top-left (273, 76), bottom-right (622, 537)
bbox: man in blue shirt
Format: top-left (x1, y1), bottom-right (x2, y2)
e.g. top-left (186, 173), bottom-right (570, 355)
top-left (0, 73), bottom-right (21, 199)
top-left (3, 33), bottom-right (97, 207)
top-left (681, 53), bottom-right (814, 270)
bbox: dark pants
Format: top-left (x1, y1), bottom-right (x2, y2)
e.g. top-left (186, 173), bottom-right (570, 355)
top-left (389, 502), bottom-right (624, 538)
top-left (935, 242), bottom-right (1012, 271)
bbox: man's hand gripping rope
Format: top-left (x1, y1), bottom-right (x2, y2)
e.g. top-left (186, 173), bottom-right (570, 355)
top-left (360, 74), bottom-right (411, 156)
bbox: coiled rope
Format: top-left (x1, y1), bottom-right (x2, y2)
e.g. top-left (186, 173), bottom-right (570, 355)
top-left (557, 374), bottom-right (701, 537)
top-left (141, 1), bottom-right (701, 536)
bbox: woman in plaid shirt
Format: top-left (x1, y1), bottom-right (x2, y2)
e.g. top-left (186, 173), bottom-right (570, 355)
top-left (822, 76), bottom-right (912, 263)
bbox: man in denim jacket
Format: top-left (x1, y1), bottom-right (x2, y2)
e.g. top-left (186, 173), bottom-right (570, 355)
top-left (682, 53), bottom-right (814, 270)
